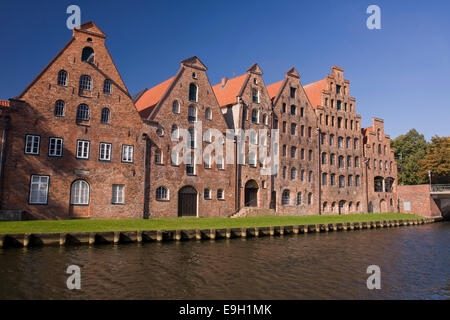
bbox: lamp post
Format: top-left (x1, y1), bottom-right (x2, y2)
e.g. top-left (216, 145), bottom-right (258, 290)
top-left (428, 170), bottom-right (432, 192)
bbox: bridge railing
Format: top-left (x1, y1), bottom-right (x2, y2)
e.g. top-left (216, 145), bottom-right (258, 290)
top-left (430, 184), bottom-right (450, 193)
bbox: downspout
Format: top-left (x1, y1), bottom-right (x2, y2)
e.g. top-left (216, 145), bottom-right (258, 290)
top-left (0, 116), bottom-right (10, 209)
top-left (317, 128), bottom-right (322, 215)
top-left (142, 133), bottom-right (151, 219)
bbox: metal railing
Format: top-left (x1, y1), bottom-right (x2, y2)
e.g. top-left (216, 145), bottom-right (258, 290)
top-left (430, 184), bottom-right (450, 193)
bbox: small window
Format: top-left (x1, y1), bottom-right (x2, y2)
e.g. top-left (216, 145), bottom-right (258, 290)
top-left (54, 100), bottom-right (65, 117)
top-left (186, 152), bottom-right (195, 175)
top-left (171, 125), bottom-right (179, 141)
top-left (76, 104), bottom-right (90, 121)
top-left (189, 83), bottom-right (198, 102)
top-left (112, 184), bottom-right (125, 204)
top-left (172, 100), bottom-right (180, 114)
top-left (282, 190), bottom-right (290, 206)
top-left (355, 175), bottom-right (361, 187)
top-left (322, 173), bottom-right (328, 186)
top-left (204, 154), bottom-right (211, 169)
top-left (103, 79), bottom-right (112, 94)
top-left (290, 105), bottom-right (296, 115)
top-left (99, 142), bottom-right (112, 161)
top-left (282, 103), bottom-right (286, 113)
top-left (204, 188), bottom-right (211, 200)
top-left (291, 123), bottom-right (297, 136)
top-left (296, 192), bottom-right (302, 205)
top-left (101, 108), bottom-right (110, 124)
top-left (57, 70), bottom-right (68, 86)
top-left (188, 106), bottom-right (197, 122)
top-left (308, 171), bottom-right (313, 182)
top-left (308, 127), bottom-right (312, 138)
top-left (217, 156), bottom-right (224, 170)
top-left (29, 175), bottom-right (49, 205)
top-left (156, 187), bottom-right (169, 200)
top-left (291, 167), bottom-right (297, 180)
top-left (251, 109), bottom-right (259, 124)
top-left (81, 47), bottom-right (94, 62)
top-left (252, 89), bottom-right (260, 103)
top-left (249, 152), bottom-right (257, 167)
top-left (76, 140), bottom-right (90, 159)
top-left (70, 180), bottom-right (90, 205)
top-left (155, 149), bottom-right (163, 164)
top-left (308, 193), bottom-right (313, 205)
top-left (25, 135), bottom-right (40, 155)
top-left (339, 176), bottom-right (345, 188)
top-left (348, 175), bottom-right (353, 187)
top-left (217, 189), bottom-right (224, 200)
top-left (48, 137), bottom-right (63, 157)
top-left (263, 114), bottom-right (268, 125)
top-left (290, 87), bottom-right (296, 98)
top-left (188, 127), bottom-right (196, 148)
top-left (291, 146), bottom-right (297, 158)
top-left (79, 75), bottom-right (92, 91)
top-left (336, 85), bottom-right (341, 94)
top-left (122, 145), bottom-right (134, 163)
top-left (205, 107), bottom-right (212, 120)
top-left (250, 131), bottom-right (258, 145)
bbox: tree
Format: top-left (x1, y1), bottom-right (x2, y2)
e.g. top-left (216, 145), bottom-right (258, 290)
top-left (419, 136), bottom-right (450, 184)
top-left (391, 129), bottom-right (428, 185)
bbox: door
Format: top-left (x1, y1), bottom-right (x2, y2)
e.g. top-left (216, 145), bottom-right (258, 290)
top-left (178, 186), bottom-right (197, 217)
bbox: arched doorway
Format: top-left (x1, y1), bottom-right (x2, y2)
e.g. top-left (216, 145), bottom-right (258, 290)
top-left (380, 199), bottom-right (387, 213)
top-left (338, 200), bottom-right (346, 215)
top-left (178, 186), bottom-right (197, 217)
top-left (244, 180), bottom-right (258, 207)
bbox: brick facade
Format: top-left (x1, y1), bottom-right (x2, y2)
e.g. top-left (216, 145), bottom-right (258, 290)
top-left (0, 22), bottom-right (400, 220)
top-left (398, 185), bottom-right (442, 217)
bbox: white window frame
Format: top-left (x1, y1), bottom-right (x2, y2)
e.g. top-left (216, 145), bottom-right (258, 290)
top-left (99, 142), bottom-right (112, 161)
top-left (204, 188), bottom-right (212, 200)
top-left (48, 137), bottom-right (63, 157)
top-left (156, 186), bottom-right (169, 201)
top-left (76, 140), bottom-right (90, 159)
top-left (29, 175), bottom-right (49, 205)
top-left (25, 134), bottom-right (40, 155)
top-left (70, 180), bottom-right (90, 205)
top-left (122, 145), bottom-right (134, 163)
top-left (103, 79), bottom-right (112, 94)
top-left (112, 184), bottom-right (125, 204)
top-left (217, 189), bottom-right (224, 200)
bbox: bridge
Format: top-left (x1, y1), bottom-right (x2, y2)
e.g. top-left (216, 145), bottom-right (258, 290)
top-left (430, 185), bottom-right (450, 219)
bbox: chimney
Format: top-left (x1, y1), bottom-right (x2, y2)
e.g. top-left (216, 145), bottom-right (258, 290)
top-left (221, 77), bottom-right (228, 88)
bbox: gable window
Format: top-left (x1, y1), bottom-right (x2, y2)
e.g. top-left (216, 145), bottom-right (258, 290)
top-left (217, 189), bottom-right (224, 200)
top-left (336, 85), bottom-right (341, 94)
top-left (290, 87), bottom-right (296, 98)
top-left (99, 142), bottom-right (112, 161)
top-left (76, 104), bottom-right (90, 121)
top-left (156, 187), bottom-right (169, 201)
top-left (49, 137), bottom-right (63, 157)
top-left (79, 75), bottom-right (92, 91)
top-left (189, 83), bottom-right (198, 102)
top-left (205, 107), bottom-right (212, 120)
top-left (29, 175), bottom-right (49, 205)
top-left (54, 100), bottom-right (65, 117)
top-left (81, 47), bottom-right (94, 62)
top-left (300, 107), bottom-right (304, 117)
top-left (122, 145), bottom-right (134, 163)
top-left (70, 180), bottom-right (89, 205)
top-left (57, 70), bottom-right (68, 86)
top-left (25, 135), bottom-right (40, 155)
top-left (290, 105), bottom-right (296, 115)
top-left (76, 140), bottom-right (90, 159)
top-left (282, 103), bottom-right (286, 113)
top-left (252, 88), bottom-right (260, 103)
top-left (172, 100), bottom-right (180, 114)
top-left (101, 108), bottom-right (110, 124)
top-left (112, 184), bottom-right (125, 204)
top-left (188, 106), bottom-right (197, 122)
top-left (251, 109), bottom-right (259, 124)
top-left (103, 79), bottom-right (112, 94)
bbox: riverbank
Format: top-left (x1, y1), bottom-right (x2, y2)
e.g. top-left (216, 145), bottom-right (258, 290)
top-left (0, 213), bottom-right (424, 234)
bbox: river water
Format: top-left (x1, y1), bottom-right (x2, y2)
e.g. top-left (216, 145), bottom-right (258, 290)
top-left (0, 221), bottom-right (448, 300)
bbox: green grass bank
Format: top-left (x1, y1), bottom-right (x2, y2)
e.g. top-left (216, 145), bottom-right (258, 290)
top-left (0, 213), bottom-right (424, 234)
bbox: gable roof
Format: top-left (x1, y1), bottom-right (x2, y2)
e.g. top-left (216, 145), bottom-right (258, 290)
top-left (212, 73), bottom-right (248, 107)
top-left (303, 78), bottom-right (327, 108)
top-left (266, 80), bottom-right (285, 100)
top-left (134, 76), bottom-right (176, 117)
top-left (75, 21), bottom-right (107, 38)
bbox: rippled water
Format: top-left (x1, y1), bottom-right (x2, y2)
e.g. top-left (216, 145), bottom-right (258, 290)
top-left (0, 222), bottom-right (448, 300)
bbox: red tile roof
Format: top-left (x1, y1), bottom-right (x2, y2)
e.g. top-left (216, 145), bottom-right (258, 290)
top-left (0, 100), bottom-right (10, 107)
top-left (266, 80), bottom-right (284, 100)
top-left (134, 76), bottom-right (175, 116)
top-left (303, 79), bottom-right (327, 108)
top-left (212, 73), bottom-right (248, 107)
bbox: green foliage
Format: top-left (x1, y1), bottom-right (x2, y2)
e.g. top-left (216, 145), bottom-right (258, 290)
top-left (419, 136), bottom-right (450, 184)
top-left (391, 129), bottom-right (428, 185)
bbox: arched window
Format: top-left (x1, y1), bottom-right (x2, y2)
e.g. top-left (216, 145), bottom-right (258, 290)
top-left (308, 193), bottom-right (313, 205)
top-left (339, 175), bottom-right (345, 188)
top-left (308, 171), bottom-right (313, 182)
top-left (172, 100), bottom-right (180, 114)
top-left (76, 104), bottom-right (90, 121)
top-left (263, 114), bottom-right (268, 125)
top-left (297, 192), bottom-right (302, 205)
top-left (321, 152), bottom-right (327, 165)
top-left (354, 138), bottom-right (358, 149)
top-left (329, 134), bottom-right (334, 146)
top-left (205, 107), bottom-right (212, 120)
top-left (217, 156), bottom-right (224, 170)
top-left (70, 180), bottom-right (90, 205)
top-left (354, 157), bottom-right (359, 168)
top-left (79, 75), bottom-right (92, 91)
top-left (282, 190), bottom-right (290, 206)
top-left (188, 105), bottom-right (197, 122)
top-left (204, 188), bottom-right (211, 200)
top-left (155, 149), bottom-right (163, 164)
top-left (156, 187), bottom-right (169, 200)
top-left (217, 189), bottom-right (224, 200)
top-left (189, 83), bottom-right (198, 102)
top-left (103, 79), bottom-right (112, 94)
top-left (355, 175), bottom-right (360, 187)
top-left (347, 156), bottom-right (352, 168)
top-left (338, 137), bottom-right (344, 148)
top-left (57, 70), bottom-right (68, 86)
top-left (291, 167), bottom-right (297, 180)
top-left (171, 125), bottom-right (179, 141)
top-left (322, 173), bottom-right (328, 185)
top-left (291, 146), bottom-right (296, 158)
top-left (81, 47), bottom-right (94, 62)
top-left (251, 109), bottom-right (259, 123)
top-left (346, 137), bottom-right (351, 148)
top-left (348, 175), bottom-right (353, 187)
top-left (330, 154), bottom-right (336, 166)
top-left (54, 100), bottom-right (65, 117)
top-left (338, 156), bottom-right (344, 168)
top-left (323, 202), bottom-right (328, 212)
top-left (282, 166), bottom-right (287, 179)
top-left (290, 105), bottom-right (296, 115)
top-left (101, 108), bottom-right (110, 123)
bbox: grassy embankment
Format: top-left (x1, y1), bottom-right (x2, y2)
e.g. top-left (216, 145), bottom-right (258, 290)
top-left (0, 213), bottom-right (424, 234)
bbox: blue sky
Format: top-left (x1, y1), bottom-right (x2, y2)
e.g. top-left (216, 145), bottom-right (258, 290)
top-left (0, 0), bottom-right (449, 140)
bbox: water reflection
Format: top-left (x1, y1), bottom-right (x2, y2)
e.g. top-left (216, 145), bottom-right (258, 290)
top-left (0, 222), bottom-right (448, 300)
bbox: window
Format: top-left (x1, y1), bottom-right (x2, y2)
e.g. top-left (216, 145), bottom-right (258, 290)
top-left (301, 170), bottom-right (305, 182)
top-left (300, 149), bottom-right (305, 160)
top-left (251, 109), bottom-right (259, 123)
top-left (354, 139), bottom-right (358, 149)
top-left (329, 134), bottom-right (334, 146)
top-left (291, 167), bottom-right (297, 180)
top-left (249, 151), bottom-right (257, 167)
top-left (99, 142), bottom-right (112, 161)
top-left (155, 149), bottom-right (163, 164)
top-left (330, 174), bottom-right (336, 186)
top-left (290, 87), bottom-right (296, 98)
top-left (330, 154), bottom-right (335, 166)
top-left (282, 145), bottom-right (287, 157)
top-left (188, 106), bottom-right (197, 122)
top-left (76, 104), bottom-right (90, 121)
top-left (308, 150), bottom-right (313, 161)
top-left (205, 107), bottom-right (212, 120)
top-left (70, 180), bottom-right (89, 205)
top-left (291, 147), bottom-right (297, 158)
top-left (308, 127), bottom-right (312, 138)
top-left (282, 121), bottom-right (287, 133)
top-left (339, 176), bottom-right (345, 188)
top-left (282, 190), bottom-right (290, 206)
top-left (338, 156), bottom-right (344, 168)
top-left (296, 192), bottom-right (302, 205)
top-left (290, 105), bottom-right (296, 115)
top-left (282, 103), bottom-right (286, 113)
top-left (204, 154), bottom-right (211, 169)
top-left (338, 137), bottom-right (343, 148)
top-left (76, 140), bottom-right (90, 159)
top-left (25, 135), bottom-right (40, 155)
top-left (300, 107), bottom-right (304, 117)
top-left (291, 123), bottom-right (296, 135)
top-left (186, 153), bottom-right (195, 175)
top-left (48, 138), bottom-right (63, 157)
top-left (355, 175), bottom-right (360, 187)
top-left (57, 70), bottom-right (68, 86)
top-left (156, 187), bottom-right (169, 200)
top-left (282, 167), bottom-right (287, 180)
top-left (300, 125), bottom-right (304, 137)
top-left (112, 184), bottom-right (125, 204)
top-left (217, 189), bottom-right (224, 200)
top-left (101, 108), bottom-right (110, 124)
top-left (103, 79), bottom-right (112, 94)
top-left (204, 130), bottom-right (212, 143)
top-left (217, 156), bottom-right (224, 170)
top-left (204, 188), bottom-right (211, 200)
top-left (322, 173), bottom-right (328, 186)
top-left (122, 145), bottom-right (134, 163)
top-left (172, 100), bottom-right (180, 114)
top-left (347, 156), bottom-right (352, 168)
top-left (337, 100), bottom-right (342, 110)
top-left (189, 83), bottom-right (198, 102)
top-left (54, 100), bottom-right (65, 117)
top-left (308, 171), bottom-right (313, 182)
top-left (336, 85), bottom-right (341, 94)
top-left (171, 125), bottom-right (179, 141)
top-left (79, 75), bottom-right (92, 91)
top-left (374, 159), bottom-right (377, 168)
top-left (263, 114), bottom-right (268, 125)
top-left (81, 47), bottom-right (94, 62)
top-left (346, 137), bottom-right (351, 149)
top-left (308, 193), bottom-right (312, 205)
top-left (252, 89), bottom-right (260, 103)
top-left (355, 157), bottom-right (359, 168)
top-left (321, 133), bottom-right (325, 145)
top-left (29, 175), bottom-right (49, 205)
top-left (188, 127), bottom-right (196, 148)
top-left (348, 175), bottom-right (353, 187)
